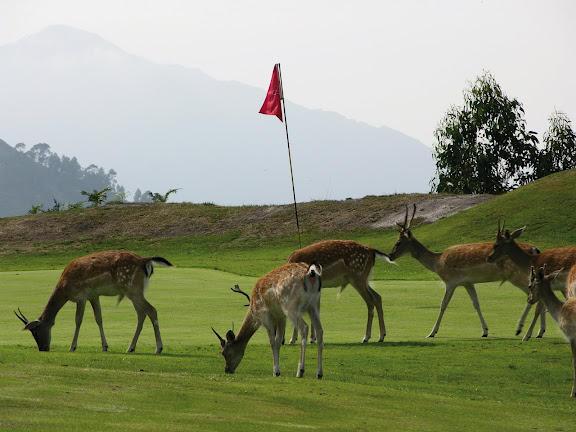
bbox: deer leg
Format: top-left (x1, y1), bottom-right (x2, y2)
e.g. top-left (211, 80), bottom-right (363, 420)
top-left (464, 284), bottom-right (489, 337)
top-left (309, 305), bottom-right (324, 379)
top-left (536, 305), bottom-right (547, 338)
top-left (309, 303), bottom-right (319, 344)
top-left (369, 285), bottom-right (386, 342)
top-left (127, 301), bottom-right (146, 353)
top-left (523, 301), bottom-right (544, 342)
top-left (515, 302), bottom-right (533, 336)
top-left (352, 282), bottom-right (376, 343)
top-left (296, 317), bottom-right (308, 378)
top-left (89, 297), bottom-right (108, 352)
top-left (264, 322), bottom-right (281, 377)
top-left (289, 326), bottom-right (298, 345)
top-left (70, 300), bottom-right (86, 352)
top-left (142, 300), bottom-right (163, 354)
top-left (571, 339), bottom-right (576, 398)
top-left (427, 284), bottom-right (456, 338)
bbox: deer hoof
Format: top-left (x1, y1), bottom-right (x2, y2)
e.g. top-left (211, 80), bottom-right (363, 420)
top-left (297, 369), bottom-right (305, 378)
top-left (362, 337), bottom-right (370, 343)
top-left (102, 346), bottom-right (108, 352)
top-left (127, 347), bottom-right (135, 353)
top-left (482, 333), bottom-right (488, 338)
top-left (69, 346), bottom-right (77, 352)
top-left (426, 333), bottom-right (436, 339)
top-left (317, 373), bottom-right (323, 379)
top-left (515, 329), bottom-right (522, 336)
top-left (288, 338), bottom-right (297, 345)
top-left (155, 347), bottom-right (163, 355)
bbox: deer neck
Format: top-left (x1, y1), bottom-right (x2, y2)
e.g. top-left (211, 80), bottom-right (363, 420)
top-left (539, 282), bottom-right (564, 323)
top-left (410, 237), bottom-right (441, 272)
top-left (39, 289), bottom-right (68, 325)
top-left (235, 309), bottom-right (260, 349)
top-left (506, 242), bottom-right (534, 270)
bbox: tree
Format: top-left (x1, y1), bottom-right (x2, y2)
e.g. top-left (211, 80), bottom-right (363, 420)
top-left (133, 188), bottom-right (142, 203)
top-left (81, 187), bottom-right (112, 207)
top-left (148, 188), bottom-right (179, 203)
top-left (432, 71), bottom-right (539, 194)
top-left (536, 110), bottom-right (576, 177)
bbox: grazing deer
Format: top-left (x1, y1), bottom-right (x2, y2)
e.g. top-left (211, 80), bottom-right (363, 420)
top-left (287, 240), bottom-right (393, 344)
top-left (528, 265), bottom-right (576, 397)
top-left (14, 251), bottom-right (172, 353)
top-left (389, 205), bottom-right (541, 338)
top-left (487, 224), bottom-right (576, 339)
top-left (212, 263), bottom-right (324, 378)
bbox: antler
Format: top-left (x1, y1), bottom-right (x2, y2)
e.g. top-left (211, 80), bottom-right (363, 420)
top-left (14, 308), bottom-right (29, 325)
top-left (408, 203), bottom-right (417, 228)
top-left (230, 284), bottom-right (250, 307)
top-left (212, 327), bottom-right (225, 345)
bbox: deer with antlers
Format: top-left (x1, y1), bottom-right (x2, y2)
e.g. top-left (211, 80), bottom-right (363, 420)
top-left (212, 262), bottom-right (324, 378)
top-left (14, 251), bottom-right (172, 353)
top-left (527, 265), bottom-right (576, 397)
top-left (286, 240), bottom-right (393, 344)
top-left (389, 205), bottom-right (541, 338)
top-left (487, 224), bottom-right (576, 339)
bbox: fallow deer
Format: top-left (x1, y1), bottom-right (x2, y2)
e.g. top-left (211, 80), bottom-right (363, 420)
top-left (487, 224), bottom-right (576, 339)
top-left (14, 251), bottom-right (172, 353)
top-left (212, 262), bottom-right (324, 378)
top-left (527, 265), bottom-right (576, 397)
top-left (389, 205), bottom-right (541, 338)
top-left (287, 240), bottom-right (393, 344)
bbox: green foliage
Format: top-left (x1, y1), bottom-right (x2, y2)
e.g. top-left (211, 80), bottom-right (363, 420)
top-left (81, 187), bottom-right (112, 207)
top-left (28, 204), bottom-right (43, 214)
top-left (43, 198), bottom-right (62, 213)
top-left (65, 201), bottom-right (85, 211)
top-left (536, 110), bottom-right (576, 177)
top-left (148, 188), bottom-right (179, 203)
top-left (432, 71), bottom-right (539, 194)
top-left (0, 269), bottom-right (575, 431)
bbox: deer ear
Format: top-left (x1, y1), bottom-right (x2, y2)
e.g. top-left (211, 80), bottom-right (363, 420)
top-left (24, 320), bottom-right (41, 331)
top-left (547, 268), bottom-right (563, 281)
top-left (225, 330), bottom-right (235, 342)
top-left (510, 226), bottom-right (526, 239)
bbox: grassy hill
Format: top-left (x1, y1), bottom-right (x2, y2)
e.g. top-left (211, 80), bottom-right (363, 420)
top-left (0, 169), bottom-right (574, 278)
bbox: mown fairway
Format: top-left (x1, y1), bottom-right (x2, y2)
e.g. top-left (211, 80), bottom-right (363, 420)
top-left (1, 267), bottom-right (574, 431)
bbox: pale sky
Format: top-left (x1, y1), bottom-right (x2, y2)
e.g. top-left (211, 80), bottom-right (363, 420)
top-left (0, 0), bottom-right (574, 146)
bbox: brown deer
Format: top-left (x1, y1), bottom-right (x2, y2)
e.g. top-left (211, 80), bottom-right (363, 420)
top-left (487, 224), bottom-right (576, 339)
top-left (527, 265), bottom-right (576, 397)
top-left (212, 263), bottom-right (324, 378)
top-left (287, 240), bottom-right (393, 344)
top-left (389, 205), bottom-right (541, 338)
top-left (14, 251), bottom-right (172, 353)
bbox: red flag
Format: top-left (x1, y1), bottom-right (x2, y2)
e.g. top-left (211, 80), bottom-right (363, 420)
top-left (259, 64), bottom-right (283, 122)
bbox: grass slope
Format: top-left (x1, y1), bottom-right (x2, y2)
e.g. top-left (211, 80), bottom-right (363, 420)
top-left (0, 268), bottom-right (574, 431)
top-left (0, 170), bottom-right (574, 281)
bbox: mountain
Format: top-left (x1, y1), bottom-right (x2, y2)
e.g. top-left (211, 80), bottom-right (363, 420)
top-left (0, 25), bottom-right (434, 205)
top-left (0, 139), bottom-right (122, 216)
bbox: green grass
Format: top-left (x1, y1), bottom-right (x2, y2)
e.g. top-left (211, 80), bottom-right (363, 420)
top-left (1, 267), bottom-right (574, 431)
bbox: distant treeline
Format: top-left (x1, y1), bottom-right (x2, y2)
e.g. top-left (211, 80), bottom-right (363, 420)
top-left (0, 139), bottom-right (125, 216)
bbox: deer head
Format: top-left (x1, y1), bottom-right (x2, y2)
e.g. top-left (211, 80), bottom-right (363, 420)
top-left (527, 265), bottom-right (563, 304)
top-left (212, 327), bottom-right (246, 374)
top-left (486, 220), bottom-right (526, 263)
top-left (389, 204), bottom-right (417, 261)
top-left (14, 308), bottom-right (52, 351)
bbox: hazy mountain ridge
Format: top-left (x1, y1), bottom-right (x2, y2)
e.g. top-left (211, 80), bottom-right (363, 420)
top-left (0, 139), bottom-right (122, 216)
top-left (0, 25), bottom-right (434, 205)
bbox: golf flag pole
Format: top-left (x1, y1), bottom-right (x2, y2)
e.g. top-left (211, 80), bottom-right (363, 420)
top-left (259, 63), bottom-right (302, 248)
